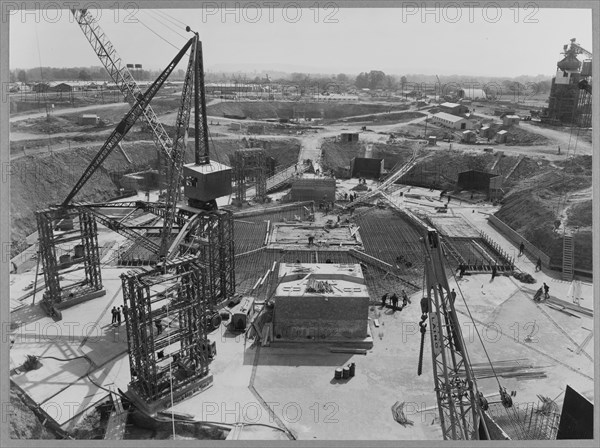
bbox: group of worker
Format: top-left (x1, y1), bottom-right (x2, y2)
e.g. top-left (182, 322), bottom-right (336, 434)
top-left (381, 290), bottom-right (411, 311)
top-left (345, 192), bottom-right (359, 202)
top-left (111, 306), bottom-right (123, 326)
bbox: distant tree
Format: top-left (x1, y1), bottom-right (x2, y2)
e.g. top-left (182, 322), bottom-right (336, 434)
top-left (78, 69), bottom-right (91, 81)
top-left (17, 70), bottom-right (27, 83)
top-left (400, 75), bottom-right (407, 85)
top-left (368, 70), bottom-right (386, 90)
top-left (385, 75), bottom-right (397, 90)
top-left (336, 73), bottom-right (349, 83)
top-left (9, 71), bottom-right (16, 83)
top-left (355, 72), bottom-right (369, 89)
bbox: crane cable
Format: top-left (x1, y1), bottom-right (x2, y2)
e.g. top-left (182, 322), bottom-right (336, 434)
top-left (448, 263), bottom-right (502, 390)
top-left (143, 9), bottom-right (188, 41)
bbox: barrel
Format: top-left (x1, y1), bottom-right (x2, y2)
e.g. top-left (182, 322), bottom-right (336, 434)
top-left (59, 254), bottom-right (71, 265)
top-left (348, 362), bottom-right (356, 377)
top-left (334, 368), bottom-right (343, 380)
top-left (74, 244), bottom-right (84, 258)
top-left (342, 366), bottom-right (350, 379)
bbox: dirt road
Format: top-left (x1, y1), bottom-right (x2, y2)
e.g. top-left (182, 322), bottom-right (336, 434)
top-left (10, 102), bottom-right (130, 123)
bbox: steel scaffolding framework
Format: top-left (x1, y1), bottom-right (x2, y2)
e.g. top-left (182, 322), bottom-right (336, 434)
top-left (36, 207), bottom-right (103, 307)
top-left (233, 148), bottom-right (267, 203)
top-left (121, 255), bottom-right (213, 405)
top-left (179, 210), bottom-right (235, 307)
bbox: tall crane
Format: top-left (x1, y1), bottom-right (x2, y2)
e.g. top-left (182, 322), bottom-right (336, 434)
top-left (71, 9), bottom-right (175, 166)
top-left (417, 228), bottom-right (514, 440)
top-left (62, 38), bottom-right (194, 206)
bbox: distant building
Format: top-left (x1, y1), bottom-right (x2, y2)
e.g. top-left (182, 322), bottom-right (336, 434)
top-left (458, 88), bottom-right (487, 100)
top-left (502, 115), bottom-right (521, 126)
top-left (495, 130), bottom-right (508, 143)
top-left (431, 112), bottom-right (471, 130)
top-left (428, 136), bottom-right (437, 146)
top-left (80, 114), bottom-right (99, 126)
top-left (480, 126), bottom-right (492, 138)
top-left (439, 102), bottom-right (469, 116)
top-left (461, 130), bottom-right (477, 143)
top-left (341, 132), bottom-right (359, 143)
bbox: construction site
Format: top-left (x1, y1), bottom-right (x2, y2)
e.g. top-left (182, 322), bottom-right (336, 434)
top-left (7, 10), bottom-right (595, 442)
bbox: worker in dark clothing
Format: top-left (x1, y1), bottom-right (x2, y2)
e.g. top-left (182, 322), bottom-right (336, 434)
top-left (458, 264), bottom-right (466, 278)
top-left (543, 283), bottom-right (550, 300)
top-left (390, 293), bottom-right (399, 310)
top-left (535, 257), bottom-right (542, 272)
top-left (344, 192), bottom-right (348, 201)
top-left (491, 265), bottom-right (497, 281)
top-left (155, 319), bottom-right (163, 335)
top-left (381, 293), bottom-right (388, 308)
top-left (450, 289), bottom-right (457, 305)
top-left (519, 242), bottom-right (525, 256)
top-left (111, 307), bottom-right (117, 324)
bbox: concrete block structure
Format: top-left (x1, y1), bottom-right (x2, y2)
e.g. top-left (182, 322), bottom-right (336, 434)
top-left (272, 263), bottom-right (370, 341)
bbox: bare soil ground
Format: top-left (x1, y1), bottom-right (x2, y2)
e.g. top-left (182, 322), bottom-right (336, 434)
top-left (207, 101), bottom-right (410, 120)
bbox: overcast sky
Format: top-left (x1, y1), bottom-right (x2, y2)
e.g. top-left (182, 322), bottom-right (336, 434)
top-left (9, 6), bottom-right (593, 77)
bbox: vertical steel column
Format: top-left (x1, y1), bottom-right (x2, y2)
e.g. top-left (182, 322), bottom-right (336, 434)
top-left (79, 208), bottom-right (103, 290)
top-left (36, 210), bottom-right (61, 303)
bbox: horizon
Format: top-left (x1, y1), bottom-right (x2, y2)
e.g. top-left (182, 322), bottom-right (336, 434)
top-left (9, 6), bottom-right (592, 78)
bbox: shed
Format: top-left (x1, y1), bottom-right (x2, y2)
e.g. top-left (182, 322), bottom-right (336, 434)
top-left (502, 115), bottom-right (520, 126)
top-left (495, 130), bottom-right (508, 143)
top-left (461, 130), bottom-right (476, 143)
top-left (80, 114), bottom-right (99, 125)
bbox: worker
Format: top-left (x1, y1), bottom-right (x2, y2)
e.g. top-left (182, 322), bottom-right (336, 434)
top-left (543, 282), bottom-right (550, 300)
top-left (450, 289), bottom-right (457, 305)
top-left (381, 293), bottom-right (388, 308)
top-left (519, 241), bottom-right (525, 256)
top-left (402, 289), bottom-right (411, 305)
top-left (344, 192), bottom-right (348, 201)
top-left (458, 264), bottom-right (466, 278)
top-left (11, 261), bottom-right (17, 274)
top-left (401, 291), bottom-right (409, 308)
top-left (390, 293), bottom-right (399, 310)
top-left (491, 265), bottom-right (497, 281)
top-left (308, 235), bottom-right (314, 246)
top-left (155, 319), bottom-right (163, 335)
top-left (111, 306), bottom-right (117, 324)
top-left (558, 146), bottom-right (561, 155)
top-left (535, 257), bottom-right (542, 272)
top-left (116, 306), bottom-right (122, 325)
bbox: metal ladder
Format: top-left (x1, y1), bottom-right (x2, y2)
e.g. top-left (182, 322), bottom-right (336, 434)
top-left (562, 232), bottom-right (574, 281)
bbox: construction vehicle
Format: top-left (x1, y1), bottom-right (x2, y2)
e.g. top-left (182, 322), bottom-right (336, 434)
top-left (417, 228), bottom-right (513, 440)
